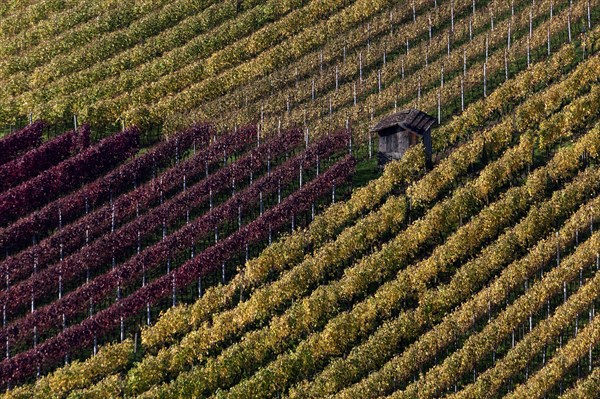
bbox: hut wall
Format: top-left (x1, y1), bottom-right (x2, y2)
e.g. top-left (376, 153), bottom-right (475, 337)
top-left (394, 130), bottom-right (410, 157)
top-left (377, 129), bottom-right (414, 165)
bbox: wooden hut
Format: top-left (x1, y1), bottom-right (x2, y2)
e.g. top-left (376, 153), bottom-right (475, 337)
top-left (371, 109), bottom-right (435, 168)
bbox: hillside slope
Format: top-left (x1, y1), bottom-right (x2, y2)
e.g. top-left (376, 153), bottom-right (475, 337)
top-left (0, 0), bottom-right (599, 398)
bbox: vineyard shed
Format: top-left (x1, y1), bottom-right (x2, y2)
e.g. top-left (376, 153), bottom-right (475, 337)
top-left (371, 109), bottom-right (435, 168)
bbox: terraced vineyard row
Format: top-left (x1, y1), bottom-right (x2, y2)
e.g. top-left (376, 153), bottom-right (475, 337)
top-left (0, 117), bottom-right (354, 389)
top-left (195, 67), bottom-right (600, 399)
top-left (0, 0), bottom-right (599, 397)
top-left (3, 0), bottom-right (595, 133)
top-left (3, 31), bottom-right (594, 399)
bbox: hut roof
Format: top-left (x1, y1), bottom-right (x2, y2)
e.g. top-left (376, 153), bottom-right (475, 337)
top-left (370, 109), bottom-right (436, 136)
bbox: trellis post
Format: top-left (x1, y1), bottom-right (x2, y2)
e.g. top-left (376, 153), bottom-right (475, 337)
top-left (461, 77), bottom-right (465, 112)
top-left (483, 63), bottom-right (487, 97)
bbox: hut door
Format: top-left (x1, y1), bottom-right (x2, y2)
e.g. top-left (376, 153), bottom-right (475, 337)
top-left (386, 134), bottom-right (397, 153)
top-left (396, 131), bottom-right (410, 156)
top-left (379, 135), bottom-right (388, 153)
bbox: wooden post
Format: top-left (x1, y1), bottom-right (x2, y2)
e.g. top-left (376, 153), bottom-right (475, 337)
top-left (59, 244), bottom-right (63, 303)
top-left (359, 52), bottom-right (363, 82)
top-left (120, 316), bottom-right (124, 342)
top-left (483, 63), bottom-right (487, 97)
top-left (530, 8), bottom-right (533, 38)
top-left (556, 232), bottom-right (561, 266)
top-left (259, 191), bottom-right (264, 215)
top-left (428, 13), bottom-right (432, 41)
top-left (418, 75), bottom-right (421, 105)
top-left (249, 155), bottom-right (254, 184)
top-left (401, 58), bottom-right (405, 79)
top-left (437, 89), bottom-right (441, 124)
top-left (346, 117), bottom-right (351, 154)
top-left (590, 342), bottom-right (593, 372)
top-left (451, 0), bottom-right (455, 31)
top-left (568, 8), bottom-right (572, 42)
top-left (505, 50), bottom-right (509, 81)
top-left (461, 77), bottom-right (465, 112)
top-left (319, 49), bottom-right (323, 73)
top-left (485, 34), bottom-right (489, 61)
top-left (4, 306), bottom-right (7, 360)
top-left (305, 126), bottom-right (309, 147)
top-left (469, 17), bottom-right (473, 41)
top-left (547, 26), bottom-right (551, 56)
top-left (172, 275), bottom-right (176, 307)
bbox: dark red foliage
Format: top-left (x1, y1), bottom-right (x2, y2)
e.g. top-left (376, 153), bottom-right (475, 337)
top-left (0, 126), bottom-right (139, 227)
top-left (0, 121), bottom-right (45, 167)
top-left (0, 130), bottom-right (349, 351)
top-left (0, 128), bottom-right (301, 320)
top-left (0, 126), bottom-right (90, 193)
top-left (0, 153), bottom-right (355, 385)
top-left (0, 125), bottom-right (249, 288)
top-left (0, 123), bottom-right (212, 255)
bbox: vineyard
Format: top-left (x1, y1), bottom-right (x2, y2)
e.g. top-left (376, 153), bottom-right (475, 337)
top-left (0, 0), bottom-right (599, 398)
